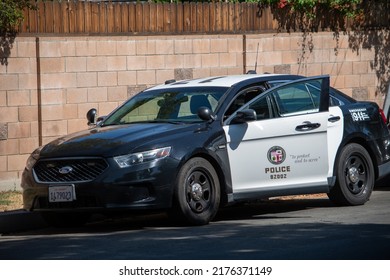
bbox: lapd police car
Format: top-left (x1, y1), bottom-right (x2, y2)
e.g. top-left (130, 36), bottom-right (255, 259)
top-left (22, 74), bottom-right (390, 226)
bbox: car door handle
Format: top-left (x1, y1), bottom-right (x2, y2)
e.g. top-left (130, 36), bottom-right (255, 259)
top-left (328, 116), bottom-right (341, 123)
top-left (295, 121), bottom-right (321, 131)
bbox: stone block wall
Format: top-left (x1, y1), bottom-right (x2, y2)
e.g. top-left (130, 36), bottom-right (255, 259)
top-left (0, 32), bottom-right (386, 189)
top-left (244, 33), bottom-right (383, 102)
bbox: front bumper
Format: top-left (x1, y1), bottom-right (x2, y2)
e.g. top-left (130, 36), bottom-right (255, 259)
top-left (21, 157), bottom-right (178, 213)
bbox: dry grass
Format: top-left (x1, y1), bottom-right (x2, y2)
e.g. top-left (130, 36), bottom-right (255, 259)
top-left (0, 191), bottom-right (23, 212)
top-left (272, 193), bottom-right (327, 200)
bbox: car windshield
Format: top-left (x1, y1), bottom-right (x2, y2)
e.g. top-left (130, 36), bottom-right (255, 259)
top-left (102, 86), bottom-right (228, 125)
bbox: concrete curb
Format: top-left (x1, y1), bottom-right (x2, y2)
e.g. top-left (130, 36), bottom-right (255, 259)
top-left (0, 210), bottom-right (47, 234)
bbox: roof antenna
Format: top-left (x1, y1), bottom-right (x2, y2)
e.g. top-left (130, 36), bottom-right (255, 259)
top-left (247, 42), bottom-right (259, 74)
top-left (255, 42), bottom-right (259, 73)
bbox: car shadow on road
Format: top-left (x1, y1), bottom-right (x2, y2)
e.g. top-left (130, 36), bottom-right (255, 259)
top-left (214, 197), bottom-right (333, 222)
top-left (2, 188), bottom-right (387, 237)
top-left (1, 194), bottom-right (389, 260)
top-left (4, 197), bottom-right (335, 236)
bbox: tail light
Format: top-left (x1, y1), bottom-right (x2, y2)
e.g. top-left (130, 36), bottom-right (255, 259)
top-left (379, 108), bottom-right (387, 124)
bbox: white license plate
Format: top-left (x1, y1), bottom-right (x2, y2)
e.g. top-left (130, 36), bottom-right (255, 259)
top-left (49, 185), bottom-right (76, 202)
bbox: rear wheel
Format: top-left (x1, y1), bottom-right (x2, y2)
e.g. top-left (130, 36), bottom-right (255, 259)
top-left (172, 157), bottom-right (220, 226)
top-left (328, 143), bottom-right (374, 206)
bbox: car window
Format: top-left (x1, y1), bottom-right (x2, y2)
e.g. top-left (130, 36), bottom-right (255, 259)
top-left (306, 81), bottom-right (321, 107)
top-left (175, 94), bottom-right (219, 118)
top-left (330, 95), bottom-right (341, 106)
top-left (224, 85), bottom-right (266, 120)
top-left (330, 88), bottom-right (356, 106)
top-left (248, 95), bottom-right (271, 120)
top-left (103, 87), bottom-right (227, 125)
top-left (272, 81), bottom-right (321, 117)
top-left (269, 80), bottom-right (354, 108)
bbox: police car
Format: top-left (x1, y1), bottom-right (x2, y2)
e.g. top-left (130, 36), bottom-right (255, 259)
top-left (22, 74), bottom-right (390, 226)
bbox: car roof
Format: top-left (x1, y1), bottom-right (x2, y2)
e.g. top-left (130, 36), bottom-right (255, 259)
top-left (146, 73), bottom-right (287, 91)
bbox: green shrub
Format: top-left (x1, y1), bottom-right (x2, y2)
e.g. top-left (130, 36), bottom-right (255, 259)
top-left (0, 0), bottom-right (36, 34)
top-left (258, 0), bottom-right (363, 19)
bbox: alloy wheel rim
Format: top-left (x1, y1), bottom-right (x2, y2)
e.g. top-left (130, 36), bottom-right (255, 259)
top-left (344, 155), bottom-right (367, 195)
top-left (186, 169), bottom-right (212, 213)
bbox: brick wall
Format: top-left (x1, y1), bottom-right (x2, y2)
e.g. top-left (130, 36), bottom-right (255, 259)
top-left (0, 32), bottom-right (387, 190)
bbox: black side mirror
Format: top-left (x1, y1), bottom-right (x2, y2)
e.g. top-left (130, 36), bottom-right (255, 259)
top-left (86, 108), bottom-right (97, 126)
top-left (231, 109), bottom-right (257, 124)
top-left (197, 106), bottom-right (216, 122)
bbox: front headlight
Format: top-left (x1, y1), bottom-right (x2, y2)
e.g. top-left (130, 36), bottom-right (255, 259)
top-left (114, 147), bottom-right (171, 168)
top-left (25, 146), bottom-right (43, 171)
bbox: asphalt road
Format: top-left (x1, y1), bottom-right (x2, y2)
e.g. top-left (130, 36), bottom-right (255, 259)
top-left (1, 187), bottom-right (389, 260)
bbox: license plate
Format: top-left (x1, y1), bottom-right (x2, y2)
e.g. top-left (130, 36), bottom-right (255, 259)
top-left (49, 185), bottom-right (76, 202)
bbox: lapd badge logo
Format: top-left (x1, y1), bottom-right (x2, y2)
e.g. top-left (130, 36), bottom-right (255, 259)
top-left (267, 146), bottom-right (286, 165)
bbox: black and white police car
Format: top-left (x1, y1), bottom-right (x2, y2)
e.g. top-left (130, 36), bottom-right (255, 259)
top-left (22, 73), bottom-right (390, 226)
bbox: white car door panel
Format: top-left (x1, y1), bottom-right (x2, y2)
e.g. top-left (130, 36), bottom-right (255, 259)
top-left (224, 112), bottom-right (329, 193)
top-left (224, 76), bottom-right (331, 196)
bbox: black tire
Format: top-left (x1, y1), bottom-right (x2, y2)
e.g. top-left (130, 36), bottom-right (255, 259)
top-left (41, 212), bottom-right (90, 228)
top-left (172, 157), bottom-right (220, 226)
top-left (328, 143), bottom-right (374, 206)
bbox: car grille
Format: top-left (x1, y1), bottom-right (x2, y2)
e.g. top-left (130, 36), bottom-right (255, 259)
top-left (33, 158), bottom-right (108, 183)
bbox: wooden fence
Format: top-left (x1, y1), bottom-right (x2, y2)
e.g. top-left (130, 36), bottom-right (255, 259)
top-left (19, 1), bottom-right (390, 35)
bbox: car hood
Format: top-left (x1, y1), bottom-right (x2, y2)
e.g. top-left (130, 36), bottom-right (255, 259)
top-left (39, 122), bottom-right (198, 158)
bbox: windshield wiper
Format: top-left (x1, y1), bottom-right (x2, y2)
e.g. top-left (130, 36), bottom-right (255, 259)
top-left (107, 120), bottom-right (186, 125)
top-left (102, 119), bottom-right (202, 126)
top-left (144, 120), bottom-right (186, 125)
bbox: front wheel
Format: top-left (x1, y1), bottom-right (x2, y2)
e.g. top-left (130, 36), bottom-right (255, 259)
top-left (328, 143), bottom-right (374, 206)
top-left (172, 157), bottom-right (220, 226)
